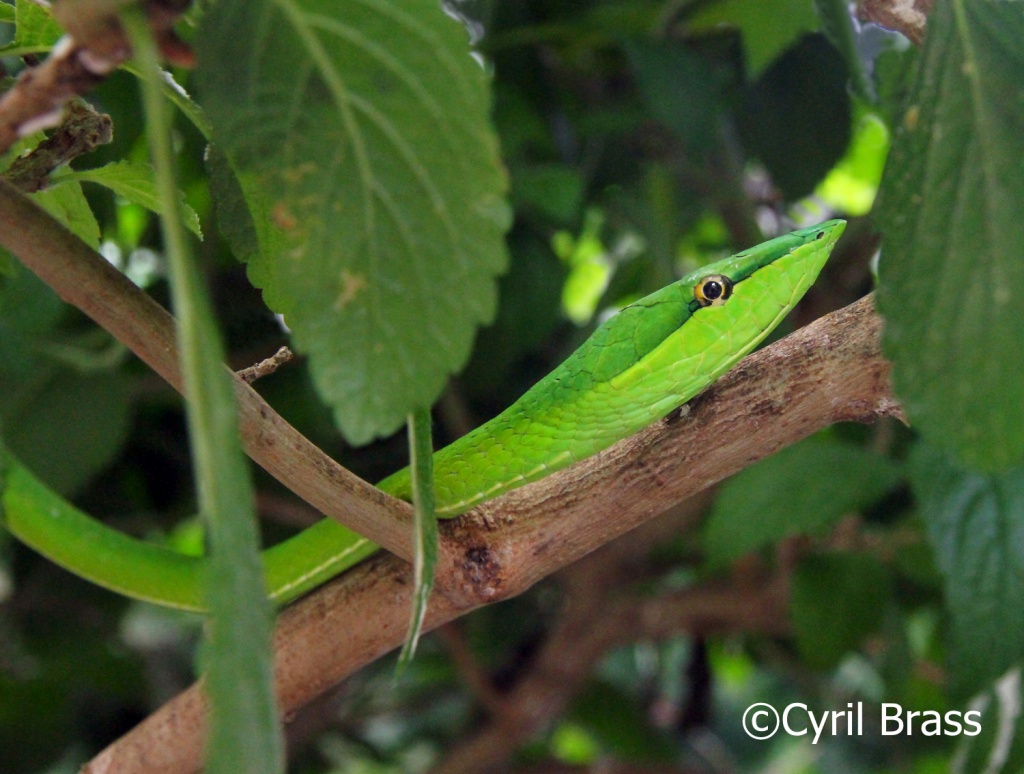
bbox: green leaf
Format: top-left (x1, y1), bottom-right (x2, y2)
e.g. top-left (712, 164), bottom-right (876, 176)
top-left (876, 0), bottom-right (1024, 472)
top-left (703, 436), bottom-right (901, 563)
top-left (31, 180), bottom-right (100, 249)
top-left (0, 3), bottom-right (15, 24)
top-left (567, 681), bottom-right (676, 763)
top-left (0, 261), bottom-right (65, 377)
top-left (124, 10), bottom-right (283, 773)
top-left (815, 107), bottom-right (889, 216)
top-left (911, 442), bottom-right (1024, 699)
top-left (554, 208), bottom-right (614, 325)
top-left (120, 63), bottom-right (214, 140)
top-left (0, 0), bottom-right (61, 54)
top-left (462, 231), bottom-right (565, 394)
top-left (814, 0), bottom-right (875, 102)
top-left (629, 40), bottom-right (723, 152)
top-left (511, 163), bottom-right (584, 224)
top-left (0, 260), bottom-right (133, 500)
top-left (687, 0), bottom-right (818, 77)
top-left (956, 671), bottom-right (1024, 774)
top-left (196, 0), bottom-right (510, 445)
top-left (0, 369), bottom-right (131, 496)
top-left (55, 160), bottom-right (203, 239)
top-left (737, 34), bottom-right (853, 200)
top-left (791, 553), bottom-right (892, 669)
top-left (396, 407), bottom-right (437, 672)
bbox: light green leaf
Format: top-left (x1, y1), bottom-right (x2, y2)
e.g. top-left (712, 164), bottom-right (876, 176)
top-left (703, 436), bottom-right (901, 563)
top-left (196, 0), bottom-right (510, 445)
top-left (32, 180), bottom-right (100, 249)
top-left (55, 160), bottom-right (203, 239)
top-left (791, 553), bottom-right (892, 669)
top-left (911, 442), bottom-right (1024, 699)
top-left (687, 0), bottom-right (818, 76)
top-left (0, 3), bottom-right (15, 24)
top-left (876, 0), bottom-right (1024, 472)
top-left (0, 0), bottom-right (61, 54)
top-left (815, 107), bottom-right (889, 216)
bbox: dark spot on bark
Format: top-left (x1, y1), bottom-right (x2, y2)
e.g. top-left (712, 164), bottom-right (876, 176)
top-left (460, 544), bottom-right (503, 601)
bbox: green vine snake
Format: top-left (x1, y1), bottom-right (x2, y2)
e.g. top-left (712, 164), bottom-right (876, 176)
top-left (0, 220), bottom-right (846, 612)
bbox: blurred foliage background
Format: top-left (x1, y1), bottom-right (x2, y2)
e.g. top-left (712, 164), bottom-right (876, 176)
top-left (1, 0), bottom-right (1023, 772)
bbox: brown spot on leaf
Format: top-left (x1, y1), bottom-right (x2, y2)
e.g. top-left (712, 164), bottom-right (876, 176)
top-left (272, 201), bottom-right (298, 231)
top-left (334, 269), bottom-right (367, 311)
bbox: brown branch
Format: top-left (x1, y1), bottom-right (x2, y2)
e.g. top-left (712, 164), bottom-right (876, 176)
top-left (858, 0), bottom-right (933, 45)
top-left (2, 99), bottom-right (111, 191)
top-left (237, 346), bottom-right (294, 384)
top-left (0, 179), bottom-right (415, 561)
top-left (0, 0), bottom-right (192, 156)
top-left (83, 293), bottom-right (900, 773)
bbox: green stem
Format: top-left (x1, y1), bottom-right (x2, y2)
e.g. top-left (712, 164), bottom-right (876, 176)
top-left (397, 407), bottom-right (438, 671)
top-left (121, 9), bottom-right (283, 773)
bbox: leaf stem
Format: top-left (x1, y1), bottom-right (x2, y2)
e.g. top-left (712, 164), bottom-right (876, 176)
top-left (397, 406), bottom-right (438, 670)
top-left (121, 9), bottom-right (283, 773)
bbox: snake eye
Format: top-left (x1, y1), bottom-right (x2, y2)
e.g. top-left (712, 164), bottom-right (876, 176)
top-left (694, 274), bottom-right (733, 307)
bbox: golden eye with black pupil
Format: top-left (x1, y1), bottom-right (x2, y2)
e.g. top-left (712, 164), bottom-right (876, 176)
top-left (694, 274), bottom-right (733, 307)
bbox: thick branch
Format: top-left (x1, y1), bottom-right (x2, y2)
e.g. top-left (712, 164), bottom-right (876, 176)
top-left (0, 179), bottom-right (414, 561)
top-left (84, 294), bottom-right (899, 774)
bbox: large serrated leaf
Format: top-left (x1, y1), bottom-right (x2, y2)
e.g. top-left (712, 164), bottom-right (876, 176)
top-left (195, 0), bottom-right (510, 445)
top-left (876, 0), bottom-right (1024, 472)
top-left (911, 443), bottom-right (1024, 699)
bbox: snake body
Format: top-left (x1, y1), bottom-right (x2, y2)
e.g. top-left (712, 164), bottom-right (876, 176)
top-left (1, 220), bottom-right (846, 610)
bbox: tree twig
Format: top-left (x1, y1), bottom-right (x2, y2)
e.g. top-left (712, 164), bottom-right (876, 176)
top-left (237, 346), bottom-right (294, 384)
top-left (1, 99), bottom-right (111, 191)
